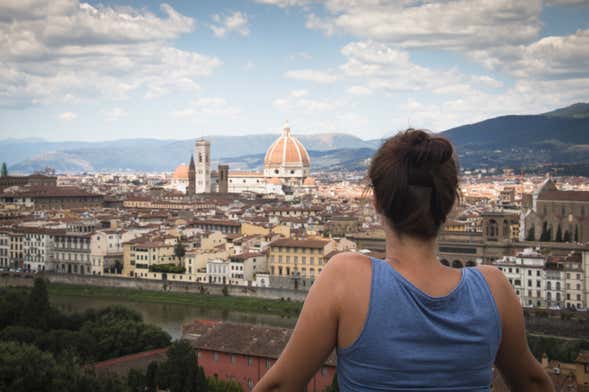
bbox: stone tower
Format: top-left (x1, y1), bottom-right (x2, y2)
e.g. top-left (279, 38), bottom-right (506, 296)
top-left (218, 164), bottom-right (229, 193)
top-left (195, 139), bottom-right (211, 193)
top-left (187, 154), bottom-right (195, 196)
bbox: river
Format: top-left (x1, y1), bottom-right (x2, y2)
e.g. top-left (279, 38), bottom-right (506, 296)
top-left (50, 295), bottom-right (298, 340)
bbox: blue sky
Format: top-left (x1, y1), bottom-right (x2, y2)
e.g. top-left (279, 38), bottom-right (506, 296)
top-left (0, 0), bottom-right (588, 141)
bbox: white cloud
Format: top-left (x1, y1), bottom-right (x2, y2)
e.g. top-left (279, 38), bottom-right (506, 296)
top-left (58, 111), bottom-right (76, 121)
top-left (0, 1), bottom-right (221, 108)
top-left (301, 0), bottom-right (543, 50)
top-left (471, 28), bottom-right (589, 79)
top-left (254, 0), bottom-right (314, 7)
top-left (210, 11), bottom-right (250, 38)
top-left (273, 90), bottom-right (344, 112)
top-left (105, 107), bottom-right (127, 121)
top-left (285, 69), bottom-right (338, 83)
top-left (347, 85), bottom-right (372, 95)
top-left (172, 97), bottom-right (241, 118)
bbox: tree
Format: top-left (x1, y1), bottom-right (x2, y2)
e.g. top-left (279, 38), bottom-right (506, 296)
top-left (174, 240), bottom-right (186, 260)
top-left (555, 224), bottom-right (562, 242)
top-left (145, 361), bottom-right (159, 392)
top-left (0, 341), bottom-right (56, 392)
top-left (127, 368), bottom-right (146, 392)
top-left (21, 277), bottom-right (50, 330)
top-left (1, 162), bottom-right (7, 177)
top-left (161, 340), bottom-right (200, 392)
top-left (526, 225), bottom-right (535, 241)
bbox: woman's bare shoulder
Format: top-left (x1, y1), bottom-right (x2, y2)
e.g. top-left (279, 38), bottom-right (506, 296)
top-left (325, 251), bottom-right (372, 275)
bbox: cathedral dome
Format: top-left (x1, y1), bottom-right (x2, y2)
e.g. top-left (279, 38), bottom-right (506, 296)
top-left (264, 122), bottom-right (310, 168)
top-left (172, 164), bottom-right (189, 179)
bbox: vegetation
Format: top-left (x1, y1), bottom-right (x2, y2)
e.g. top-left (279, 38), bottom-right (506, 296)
top-left (149, 263), bottom-right (186, 274)
top-left (45, 282), bottom-right (303, 316)
top-left (528, 334), bottom-right (589, 363)
top-left (174, 240), bottom-right (186, 260)
top-left (1, 162), bottom-right (7, 177)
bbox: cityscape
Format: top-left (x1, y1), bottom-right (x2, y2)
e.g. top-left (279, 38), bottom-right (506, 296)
top-left (1, 0), bottom-right (589, 391)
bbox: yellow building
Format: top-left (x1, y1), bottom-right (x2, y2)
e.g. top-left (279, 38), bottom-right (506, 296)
top-left (122, 237), bottom-right (175, 278)
top-left (268, 238), bottom-right (335, 280)
top-left (241, 222), bottom-right (291, 238)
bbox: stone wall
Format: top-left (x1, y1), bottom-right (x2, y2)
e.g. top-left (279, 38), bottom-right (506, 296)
top-left (0, 272), bottom-right (308, 302)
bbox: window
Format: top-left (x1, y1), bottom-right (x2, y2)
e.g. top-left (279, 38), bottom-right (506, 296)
top-left (248, 378), bottom-right (253, 390)
top-left (248, 357), bottom-right (253, 367)
top-left (527, 270), bottom-right (531, 276)
top-left (231, 354), bottom-right (235, 364)
top-left (321, 367), bottom-right (328, 376)
top-left (214, 352), bottom-right (218, 361)
top-left (266, 359), bottom-right (271, 369)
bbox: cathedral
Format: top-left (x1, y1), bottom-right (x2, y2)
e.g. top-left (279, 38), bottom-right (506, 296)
top-left (170, 123), bottom-right (317, 195)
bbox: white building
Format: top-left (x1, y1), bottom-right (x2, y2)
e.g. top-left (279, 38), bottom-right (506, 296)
top-left (0, 231), bottom-right (10, 269)
top-left (195, 139), bottom-right (211, 193)
top-left (206, 258), bottom-right (230, 285)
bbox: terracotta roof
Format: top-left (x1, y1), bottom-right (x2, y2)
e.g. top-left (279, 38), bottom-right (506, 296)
top-left (187, 321), bottom-right (336, 366)
top-left (191, 219), bottom-right (241, 227)
top-left (172, 164), bottom-right (189, 179)
top-left (0, 186), bottom-right (102, 198)
top-left (538, 190), bottom-right (589, 202)
top-left (269, 238), bottom-right (329, 249)
top-left (94, 348), bottom-right (168, 376)
top-left (264, 125), bottom-right (310, 167)
top-left (577, 350), bottom-right (589, 363)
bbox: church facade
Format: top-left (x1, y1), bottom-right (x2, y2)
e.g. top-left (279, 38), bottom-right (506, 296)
top-left (171, 123), bottom-right (317, 195)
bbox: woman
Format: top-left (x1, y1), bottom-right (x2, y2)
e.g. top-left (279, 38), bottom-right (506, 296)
top-left (254, 129), bottom-right (554, 391)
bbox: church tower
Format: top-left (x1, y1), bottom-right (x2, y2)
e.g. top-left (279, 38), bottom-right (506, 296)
top-left (195, 139), bottom-right (211, 193)
top-left (187, 154), bottom-right (196, 196)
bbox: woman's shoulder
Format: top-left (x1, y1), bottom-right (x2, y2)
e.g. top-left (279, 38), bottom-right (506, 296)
top-left (325, 251), bottom-right (373, 275)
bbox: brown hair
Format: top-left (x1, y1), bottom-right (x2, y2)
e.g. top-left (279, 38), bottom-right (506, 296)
top-left (368, 128), bottom-right (459, 240)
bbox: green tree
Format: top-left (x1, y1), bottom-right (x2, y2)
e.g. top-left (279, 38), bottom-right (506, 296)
top-left (161, 340), bottom-right (200, 392)
top-left (555, 224), bottom-right (562, 242)
top-left (1, 162), bottom-right (7, 177)
top-left (145, 361), bottom-right (159, 392)
top-left (21, 277), bottom-right (50, 330)
top-left (127, 368), bottom-right (146, 392)
top-left (0, 341), bottom-right (56, 392)
top-left (174, 240), bottom-right (186, 260)
top-left (207, 377), bottom-right (243, 392)
top-left (526, 225), bottom-right (535, 241)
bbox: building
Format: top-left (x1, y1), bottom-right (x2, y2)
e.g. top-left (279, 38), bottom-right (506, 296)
top-left (0, 186), bottom-right (103, 209)
top-left (229, 252), bottom-right (267, 284)
top-left (172, 123), bottom-right (317, 196)
top-left (0, 231), bottom-right (10, 268)
top-left (0, 174), bottom-right (56, 191)
top-left (524, 177), bottom-right (589, 242)
top-left (184, 320), bottom-right (336, 392)
top-left (90, 229), bottom-right (126, 275)
top-left (195, 139), bottom-right (211, 193)
top-left (20, 227), bottom-right (61, 272)
top-left (53, 232), bottom-right (92, 274)
top-left (268, 238), bottom-right (335, 288)
top-left (188, 155), bottom-right (196, 196)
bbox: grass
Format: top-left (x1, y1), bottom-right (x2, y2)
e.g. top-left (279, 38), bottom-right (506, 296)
top-left (46, 283), bottom-right (303, 317)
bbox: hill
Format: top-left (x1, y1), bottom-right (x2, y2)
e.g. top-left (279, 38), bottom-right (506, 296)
top-left (4, 102), bottom-right (589, 174)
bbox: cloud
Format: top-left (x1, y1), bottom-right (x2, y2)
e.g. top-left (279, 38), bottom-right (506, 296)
top-left (0, 1), bottom-right (221, 108)
top-left (210, 11), bottom-right (250, 38)
top-left (285, 69), bottom-right (338, 83)
top-left (254, 0), bottom-right (314, 7)
top-left (273, 90), bottom-right (343, 112)
top-left (58, 111), bottom-right (76, 121)
top-left (172, 97), bottom-right (241, 118)
top-left (105, 107), bottom-right (127, 121)
top-left (347, 85), bottom-right (372, 95)
top-left (471, 28), bottom-right (589, 80)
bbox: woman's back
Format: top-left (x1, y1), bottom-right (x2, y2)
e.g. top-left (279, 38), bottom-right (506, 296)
top-left (336, 257), bottom-right (502, 391)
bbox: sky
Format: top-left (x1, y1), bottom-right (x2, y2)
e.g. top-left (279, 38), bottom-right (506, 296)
top-left (0, 0), bottom-right (588, 141)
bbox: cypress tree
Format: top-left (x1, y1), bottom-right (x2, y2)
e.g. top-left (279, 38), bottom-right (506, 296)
top-left (1, 162), bottom-right (7, 177)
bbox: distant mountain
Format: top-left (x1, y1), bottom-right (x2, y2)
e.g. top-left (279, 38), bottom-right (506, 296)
top-left (440, 102), bottom-right (589, 171)
top-left (4, 102), bottom-right (589, 174)
top-left (5, 133), bottom-right (376, 173)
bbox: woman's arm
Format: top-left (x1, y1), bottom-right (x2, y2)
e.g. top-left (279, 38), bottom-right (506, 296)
top-left (253, 256), bottom-right (345, 392)
top-left (478, 265), bottom-right (554, 391)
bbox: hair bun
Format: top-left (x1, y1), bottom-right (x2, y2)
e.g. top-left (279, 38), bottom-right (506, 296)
top-left (405, 130), bottom-right (453, 166)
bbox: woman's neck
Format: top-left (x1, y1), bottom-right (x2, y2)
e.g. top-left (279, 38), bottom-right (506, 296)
top-left (383, 224), bottom-right (439, 270)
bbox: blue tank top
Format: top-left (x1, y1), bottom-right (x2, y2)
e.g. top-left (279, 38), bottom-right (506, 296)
top-left (336, 257), bottom-right (502, 391)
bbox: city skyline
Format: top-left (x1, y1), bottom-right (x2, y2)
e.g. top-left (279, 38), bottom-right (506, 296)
top-left (1, 0), bottom-right (589, 141)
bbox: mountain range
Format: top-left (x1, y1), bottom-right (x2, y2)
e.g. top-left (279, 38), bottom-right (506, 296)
top-left (3, 102), bottom-right (589, 175)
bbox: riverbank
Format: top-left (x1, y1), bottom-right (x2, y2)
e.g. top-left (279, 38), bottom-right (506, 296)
top-left (46, 282), bottom-right (303, 317)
